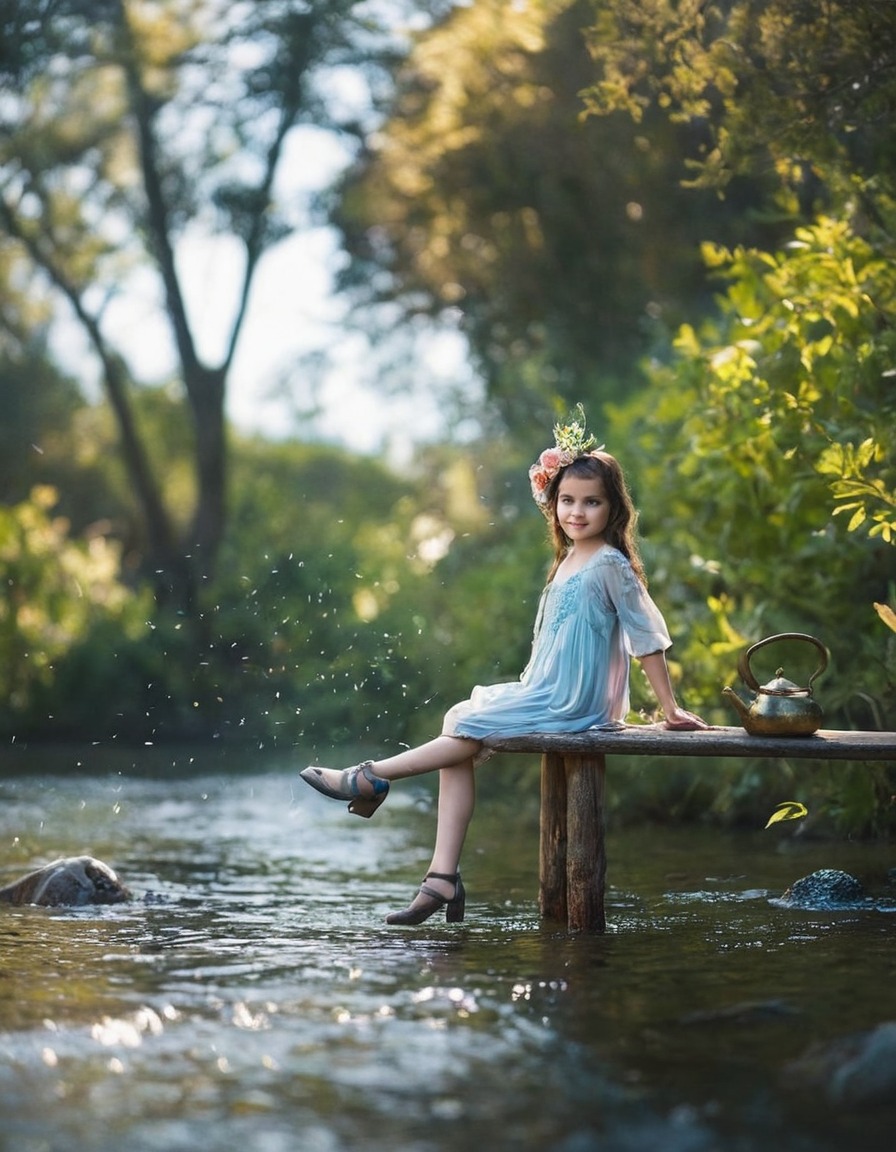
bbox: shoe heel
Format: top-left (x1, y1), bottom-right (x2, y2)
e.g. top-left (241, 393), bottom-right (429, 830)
top-left (347, 793), bottom-right (386, 819)
top-left (445, 881), bottom-right (466, 923)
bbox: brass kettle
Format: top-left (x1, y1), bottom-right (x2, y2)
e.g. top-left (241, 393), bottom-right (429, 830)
top-left (723, 632), bottom-right (828, 737)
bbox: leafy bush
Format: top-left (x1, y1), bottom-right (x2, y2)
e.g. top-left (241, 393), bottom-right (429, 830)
top-left (606, 215), bottom-right (895, 833)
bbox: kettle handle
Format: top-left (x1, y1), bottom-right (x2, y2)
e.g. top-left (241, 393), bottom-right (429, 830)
top-left (738, 632), bottom-right (829, 692)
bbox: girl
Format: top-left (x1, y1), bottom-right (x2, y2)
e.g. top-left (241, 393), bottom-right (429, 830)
top-left (301, 413), bottom-right (707, 925)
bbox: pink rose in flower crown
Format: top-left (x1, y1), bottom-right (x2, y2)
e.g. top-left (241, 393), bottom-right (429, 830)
top-left (528, 463), bottom-right (551, 503)
top-left (538, 448), bottom-right (567, 472)
top-left (528, 448), bottom-right (573, 506)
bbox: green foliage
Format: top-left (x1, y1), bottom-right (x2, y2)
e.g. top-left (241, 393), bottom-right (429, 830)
top-left (816, 439), bottom-right (896, 544)
top-left (620, 215), bottom-right (894, 712)
top-left (0, 347), bottom-right (83, 503)
top-left (0, 485), bottom-right (151, 731)
top-left (171, 438), bottom-right (448, 749)
top-left (583, 0), bottom-right (896, 209)
top-left (602, 214), bottom-right (896, 834)
top-left (0, 435), bottom-right (445, 746)
top-left (579, 0), bottom-right (896, 835)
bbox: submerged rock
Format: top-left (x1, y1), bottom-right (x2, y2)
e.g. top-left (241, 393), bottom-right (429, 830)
top-left (776, 868), bottom-right (866, 910)
top-left (0, 856), bottom-right (131, 907)
top-left (680, 999), bottom-right (799, 1025)
top-left (784, 1022), bottom-right (896, 1107)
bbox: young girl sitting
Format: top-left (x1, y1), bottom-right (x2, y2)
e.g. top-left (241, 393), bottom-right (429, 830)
top-left (301, 411), bottom-right (707, 925)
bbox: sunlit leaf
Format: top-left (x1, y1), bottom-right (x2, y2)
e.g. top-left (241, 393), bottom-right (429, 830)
top-left (764, 801), bottom-right (808, 829)
top-left (847, 507), bottom-right (867, 532)
top-left (874, 603), bottom-right (896, 634)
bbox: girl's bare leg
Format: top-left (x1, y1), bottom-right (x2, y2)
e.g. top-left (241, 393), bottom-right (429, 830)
top-left (387, 760), bottom-right (475, 918)
top-left (305, 735), bottom-right (481, 798)
top-left (423, 760), bottom-right (475, 896)
top-left (371, 735), bottom-right (481, 780)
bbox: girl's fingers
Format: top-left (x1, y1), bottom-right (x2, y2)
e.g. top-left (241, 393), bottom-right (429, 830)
top-left (664, 711), bottom-right (710, 730)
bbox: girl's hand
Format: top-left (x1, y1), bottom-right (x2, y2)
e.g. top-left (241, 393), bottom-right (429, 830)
top-left (663, 707), bottom-right (709, 730)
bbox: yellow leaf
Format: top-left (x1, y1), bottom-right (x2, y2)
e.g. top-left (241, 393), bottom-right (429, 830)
top-left (874, 603), bottom-right (896, 634)
top-left (847, 507), bottom-right (866, 532)
top-left (764, 801), bottom-right (808, 829)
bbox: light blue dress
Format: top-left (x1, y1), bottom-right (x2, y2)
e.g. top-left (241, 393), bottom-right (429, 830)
top-left (442, 546), bottom-right (672, 740)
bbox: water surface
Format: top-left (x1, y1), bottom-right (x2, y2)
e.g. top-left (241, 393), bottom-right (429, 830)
top-left (1, 745), bottom-right (894, 1151)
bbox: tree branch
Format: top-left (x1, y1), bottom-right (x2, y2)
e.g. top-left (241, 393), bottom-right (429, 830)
top-left (222, 101), bottom-right (301, 374)
top-left (115, 2), bottom-right (201, 381)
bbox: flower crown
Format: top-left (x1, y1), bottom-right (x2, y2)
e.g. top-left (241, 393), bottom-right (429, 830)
top-left (528, 404), bottom-right (606, 511)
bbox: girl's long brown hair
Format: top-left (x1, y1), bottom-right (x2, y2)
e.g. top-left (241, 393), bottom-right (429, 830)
top-left (544, 453), bottom-right (646, 584)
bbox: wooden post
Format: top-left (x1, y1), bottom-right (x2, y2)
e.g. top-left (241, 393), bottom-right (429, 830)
top-left (539, 751), bottom-right (607, 932)
top-left (564, 754), bottom-right (606, 933)
top-left (539, 752), bottom-right (567, 921)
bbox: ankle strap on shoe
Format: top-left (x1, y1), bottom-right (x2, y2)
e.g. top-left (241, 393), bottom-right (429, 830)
top-left (358, 761), bottom-right (389, 795)
top-left (425, 871), bottom-right (459, 882)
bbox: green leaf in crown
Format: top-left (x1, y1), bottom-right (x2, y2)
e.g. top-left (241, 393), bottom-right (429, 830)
top-left (553, 403), bottom-right (597, 456)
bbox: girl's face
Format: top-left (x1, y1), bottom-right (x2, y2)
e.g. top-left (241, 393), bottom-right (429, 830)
top-left (555, 474), bottom-right (611, 546)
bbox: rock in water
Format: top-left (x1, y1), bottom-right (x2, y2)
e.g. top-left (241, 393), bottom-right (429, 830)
top-left (779, 868), bottom-right (865, 910)
top-left (0, 856), bottom-right (131, 906)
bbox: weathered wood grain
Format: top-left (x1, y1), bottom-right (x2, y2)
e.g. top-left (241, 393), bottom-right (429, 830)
top-left (486, 725), bottom-right (896, 761)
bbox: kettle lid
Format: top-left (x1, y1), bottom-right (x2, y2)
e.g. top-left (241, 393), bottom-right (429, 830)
top-left (759, 669), bottom-right (809, 696)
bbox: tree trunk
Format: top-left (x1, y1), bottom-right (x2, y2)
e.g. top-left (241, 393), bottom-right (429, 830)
top-left (187, 364), bottom-right (227, 585)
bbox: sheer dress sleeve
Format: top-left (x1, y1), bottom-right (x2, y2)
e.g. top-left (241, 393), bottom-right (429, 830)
top-left (586, 550), bottom-right (672, 658)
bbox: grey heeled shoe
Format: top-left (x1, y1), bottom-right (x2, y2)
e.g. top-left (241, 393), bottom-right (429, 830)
top-left (385, 872), bottom-right (466, 925)
top-left (299, 761), bottom-right (390, 818)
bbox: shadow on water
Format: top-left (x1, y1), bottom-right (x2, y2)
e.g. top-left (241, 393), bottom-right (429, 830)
top-left (1, 744), bottom-right (894, 1152)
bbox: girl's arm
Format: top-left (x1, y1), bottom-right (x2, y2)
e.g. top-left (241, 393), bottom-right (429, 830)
top-left (637, 651), bottom-right (708, 729)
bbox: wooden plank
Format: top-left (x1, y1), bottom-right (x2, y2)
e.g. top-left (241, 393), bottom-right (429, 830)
top-left (539, 752), bottom-right (567, 922)
top-left (485, 725), bottom-right (896, 761)
top-left (564, 755), bottom-right (606, 933)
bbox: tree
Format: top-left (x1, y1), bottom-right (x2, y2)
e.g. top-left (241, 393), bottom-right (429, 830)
top-left (583, 0), bottom-right (896, 651)
top-left (330, 0), bottom-right (779, 443)
top-left (0, 0), bottom-right (437, 615)
top-left (577, 0), bottom-right (896, 830)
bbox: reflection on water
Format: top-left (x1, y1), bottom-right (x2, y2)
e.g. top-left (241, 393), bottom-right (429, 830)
top-left (1, 745), bottom-right (894, 1152)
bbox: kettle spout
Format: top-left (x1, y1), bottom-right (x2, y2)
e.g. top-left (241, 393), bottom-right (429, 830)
top-left (722, 684), bottom-right (750, 722)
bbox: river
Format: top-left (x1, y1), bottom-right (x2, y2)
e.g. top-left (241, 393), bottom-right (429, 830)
top-left (1, 744), bottom-right (894, 1151)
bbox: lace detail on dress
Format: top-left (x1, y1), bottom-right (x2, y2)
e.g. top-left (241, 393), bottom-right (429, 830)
top-left (540, 572), bottom-right (582, 638)
top-left (597, 547), bottom-right (642, 590)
